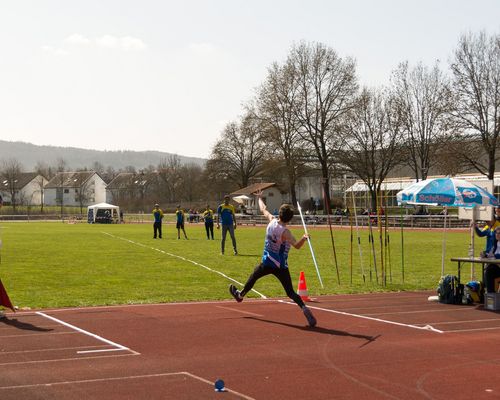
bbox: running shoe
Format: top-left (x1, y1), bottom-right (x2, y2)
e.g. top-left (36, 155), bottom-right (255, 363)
top-left (229, 284), bottom-right (243, 302)
top-left (302, 306), bottom-right (317, 327)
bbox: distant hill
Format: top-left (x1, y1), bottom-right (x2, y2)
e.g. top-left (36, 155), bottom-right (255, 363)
top-left (0, 140), bottom-right (206, 171)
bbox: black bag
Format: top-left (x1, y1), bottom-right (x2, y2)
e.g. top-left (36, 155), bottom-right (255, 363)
top-left (437, 275), bottom-right (464, 304)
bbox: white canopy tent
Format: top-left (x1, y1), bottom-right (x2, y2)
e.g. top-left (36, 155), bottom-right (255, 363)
top-left (232, 194), bottom-right (251, 204)
top-left (87, 202), bottom-right (120, 224)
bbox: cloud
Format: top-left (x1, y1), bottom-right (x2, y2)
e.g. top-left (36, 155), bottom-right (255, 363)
top-left (188, 42), bottom-right (217, 55)
top-left (120, 36), bottom-right (147, 51)
top-left (96, 35), bottom-right (147, 51)
top-left (41, 45), bottom-right (69, 56)
top-left (64, 34), bottom-right (91, 46)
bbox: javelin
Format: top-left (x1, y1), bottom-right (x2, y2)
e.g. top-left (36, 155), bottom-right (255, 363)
top-left (296, 201), bottom-right (324, 288)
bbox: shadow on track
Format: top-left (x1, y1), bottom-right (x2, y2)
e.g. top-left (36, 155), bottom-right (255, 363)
top-left (0, 317), bottom-right (53, 332)
top-left (244, 316), bottom-right (380, 346)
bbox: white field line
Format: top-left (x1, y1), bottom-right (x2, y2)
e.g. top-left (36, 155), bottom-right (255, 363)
top-left (0, 371), bottom-right (256, 399)
top-left (279, 300), bottom-right (444, 334)
top-left (36, 312), bottom-right (138, 355)
top-left (215, 305), bottom-right (264, 317)
top-left (102, 231), bottom-right (267, 299)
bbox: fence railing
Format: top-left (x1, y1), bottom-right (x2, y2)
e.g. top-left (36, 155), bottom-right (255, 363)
top-left (0, 213), bottom-right (470, 229)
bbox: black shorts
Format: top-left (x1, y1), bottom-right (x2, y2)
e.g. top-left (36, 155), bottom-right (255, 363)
top-left (176, 222), bottom-right (184, 229)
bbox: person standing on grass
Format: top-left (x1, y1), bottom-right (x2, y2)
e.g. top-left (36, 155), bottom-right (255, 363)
top-left (229, 192), bottom-right (317, 327)
top-left (176, 205), bottom-right (188, 240)
top-left (203, 205), bottom-right (215, 240)
top-left (217, 195), bottom-right (237, 255)
top-left (152, 204), bottom-right (163, 239)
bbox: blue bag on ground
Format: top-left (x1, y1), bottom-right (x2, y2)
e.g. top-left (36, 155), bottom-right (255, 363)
top-left (437, 275), bottom-right (464, 304)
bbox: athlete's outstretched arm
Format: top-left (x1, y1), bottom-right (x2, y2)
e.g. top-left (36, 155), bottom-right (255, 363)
top-left (256, 192), bottom-right (273, 222)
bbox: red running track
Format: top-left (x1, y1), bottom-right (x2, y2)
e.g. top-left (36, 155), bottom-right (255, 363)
top-left (0, 290), bottom-right (499, 400)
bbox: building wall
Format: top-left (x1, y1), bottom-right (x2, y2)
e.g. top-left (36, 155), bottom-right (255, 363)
top-left (44, 175), bottom-right (107, 206)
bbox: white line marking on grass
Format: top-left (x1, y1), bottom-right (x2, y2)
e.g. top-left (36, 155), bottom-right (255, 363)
top-left (215, 305), bottom-right (264, 317)
top-left (36, 312), bottom-right (139, 355)
top-left (102, 232), bottom-right (267, 299)
top-left (0, 371), bottom-right (256, 399)
top-left (278, 300), bottom-right (444, 334)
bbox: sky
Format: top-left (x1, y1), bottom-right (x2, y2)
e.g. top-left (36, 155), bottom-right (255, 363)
top-left (0, 1), bottom-right (499, 160)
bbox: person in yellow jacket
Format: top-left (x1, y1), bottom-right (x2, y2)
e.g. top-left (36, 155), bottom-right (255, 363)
top-left (202, 205), bottom-right (215, 240)
top-left (152, 204), bottom-right (164, 239)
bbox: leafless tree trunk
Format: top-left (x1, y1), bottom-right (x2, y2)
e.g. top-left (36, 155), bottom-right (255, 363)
top-left (449, 31), bottom-right (500, 180)
top-left (390, 61), bottom-right (453, 180)
top-left (338, 88), bottom-right (405, 210)
top-left (0, 159), bottom-right (24, 212)
top-left (157, 155), bottom-right (183, 204)
top-left (288, 41), bottom-right (358, 211)
top-left (255, 62), bottom-right (305, 206)
top-left (208, 112), bottom-right (267, 189)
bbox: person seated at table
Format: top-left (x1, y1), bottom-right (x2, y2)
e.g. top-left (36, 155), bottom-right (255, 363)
top-left (482, 226), bottom-right (500, 293)
top-left (473, 207), bottom-right (500, 254)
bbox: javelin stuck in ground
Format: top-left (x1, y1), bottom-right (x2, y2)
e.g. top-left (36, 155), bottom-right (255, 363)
top-left (296, 202), bottom-right (324, 288)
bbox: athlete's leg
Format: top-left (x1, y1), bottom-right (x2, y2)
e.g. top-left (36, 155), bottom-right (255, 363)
top-left (240, 263), bottom-right (272, 297)
top-left (221, 224), bottom-right (228, 253)
top-left (227, 225), bottom-right (237, 253)
top-left (273, 268), bottom-right (305, 308)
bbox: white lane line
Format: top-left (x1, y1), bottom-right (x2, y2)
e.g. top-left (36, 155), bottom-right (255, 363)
top-left (278, 300), bottom-right (444, 334)
top-left (36, 312), bottom-right (138, 355)
top-left (183, 371), bottom-right (256, 399)
top-left (445, 326), bottom-right (500, 333)
top-left (0, 371), bottom-right (256, 399)
top-left (102, 231), bottom-right (267, 299)
top-left (215, 305), bottom-right (264, 317)
top-left (0, 352), bottom-right (138, 367)
top-left (364, 307), bottom-right (479, 316)
top-left (0, 345), bottom-right (109, 355)
top-left (415, 318), bottom-right (500, 326)
top-left (0, 332), bottom-right (77, 338)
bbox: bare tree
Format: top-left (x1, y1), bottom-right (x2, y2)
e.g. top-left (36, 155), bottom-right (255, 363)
top-left (449, 31), bottom-right (500, 180)
top-left (0, 159), bottom-right (24, 211)
top-left (255, 61), bottom-right (306, 206)
top-left (288, 41), bottom-right (358, 210)
top-left (55, 158), bottom-right (67, 217)
top-left (390, 61), bottom-right (453, 180)
top-left (338, 88), bottom-right (404, 210)
top-left (157, 155), bottom-right (183, 204)
top-left (208, 112), bottom-right (267, 189)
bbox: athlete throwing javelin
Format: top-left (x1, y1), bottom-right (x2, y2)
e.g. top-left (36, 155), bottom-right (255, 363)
top-left (229, 192), bottom-right (317, 327)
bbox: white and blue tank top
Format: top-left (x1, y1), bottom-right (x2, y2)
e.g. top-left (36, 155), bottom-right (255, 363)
top-left (262, 219), bottom-right (291, 268)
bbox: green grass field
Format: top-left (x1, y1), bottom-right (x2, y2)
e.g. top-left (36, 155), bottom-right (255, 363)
top-left (0, 221), bottom-right (481, 309)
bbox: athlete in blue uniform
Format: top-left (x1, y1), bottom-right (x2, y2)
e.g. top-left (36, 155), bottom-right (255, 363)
top-left (203, 205), bottom-right (215, 240)
top-left (217, 195), bottom-right (237, 255)
top-left (152, 204), bottom-right (163, 239)
top-left (175, 205), bottom-right (188, 239)
top-left (229, 193), bottom-right (317, 327)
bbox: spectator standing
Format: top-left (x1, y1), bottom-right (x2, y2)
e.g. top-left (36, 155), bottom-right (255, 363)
top-left (175, 205), bottom-right (188, 239)
top-left (152, 204), bottom-right (163, 239)
top-left (203, 205), bottom-right (215, 240)
top-left (217, 195), bottom-right (237, 255)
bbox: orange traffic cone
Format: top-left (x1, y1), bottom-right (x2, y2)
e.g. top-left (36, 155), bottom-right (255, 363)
top-left (297, 271), bottom-right (310, 302)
